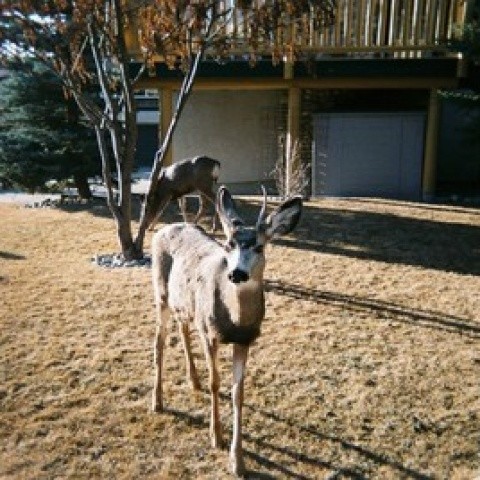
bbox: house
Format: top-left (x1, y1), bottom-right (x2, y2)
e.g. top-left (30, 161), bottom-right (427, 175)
top-left (127, 0), bottom-right (478, 201)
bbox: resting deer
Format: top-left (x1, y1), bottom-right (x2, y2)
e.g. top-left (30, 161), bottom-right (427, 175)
top-left (146, 155), bottom-right (221, 231)
top-left (151, 186), bottom-right (302, 477)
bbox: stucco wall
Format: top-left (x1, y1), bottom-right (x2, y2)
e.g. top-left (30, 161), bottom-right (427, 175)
top-left (172, 90), bottom-right (283, 193)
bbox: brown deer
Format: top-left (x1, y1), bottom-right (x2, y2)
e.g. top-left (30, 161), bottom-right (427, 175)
top-left (151, 186), bottom-right (302, 476)
top-left (146, 156), bottom-right (221, 231)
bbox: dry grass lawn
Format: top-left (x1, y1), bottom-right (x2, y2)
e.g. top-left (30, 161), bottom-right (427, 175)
top-left (1, 197), bottom-right (479, 479)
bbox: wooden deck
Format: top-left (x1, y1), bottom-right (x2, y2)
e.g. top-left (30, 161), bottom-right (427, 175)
top-left (226, 0), bottom-right (469, 57)
top-left (125, 0), bottom-right (472, 60)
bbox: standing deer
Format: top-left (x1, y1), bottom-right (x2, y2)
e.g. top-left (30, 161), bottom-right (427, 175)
top-left (151, 186), bottom-right (302, 477)
top-left (146, 155), bottom-right (221, 231)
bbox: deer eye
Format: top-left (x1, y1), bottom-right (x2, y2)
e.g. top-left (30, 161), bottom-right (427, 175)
top-left (253, 245), bottom-right (264, 254)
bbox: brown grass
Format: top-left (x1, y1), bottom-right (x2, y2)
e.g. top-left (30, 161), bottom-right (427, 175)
top-left (1, 198), bottom-right (479, 479)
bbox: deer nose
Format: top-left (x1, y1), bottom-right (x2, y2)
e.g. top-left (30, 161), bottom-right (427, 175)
top-left (228, 269), bottom-right (249, 284)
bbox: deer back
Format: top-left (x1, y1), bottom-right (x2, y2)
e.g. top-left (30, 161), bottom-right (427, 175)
top-left (162, 156), bottom-right (220, 199)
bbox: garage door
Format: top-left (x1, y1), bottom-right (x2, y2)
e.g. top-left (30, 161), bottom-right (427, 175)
top-left (312, 112), bottom-right (425, 200)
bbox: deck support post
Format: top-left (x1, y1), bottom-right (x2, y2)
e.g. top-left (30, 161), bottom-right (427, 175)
top-left (286, 86), bottom-right (301, 196)
top-left (422, 89), bottom-right (441, 202)
top-left (158, 87), bottom-right (174, 167)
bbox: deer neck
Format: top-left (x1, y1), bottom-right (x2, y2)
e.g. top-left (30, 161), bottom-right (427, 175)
top-left (224, 278), bottom-right (265, 326)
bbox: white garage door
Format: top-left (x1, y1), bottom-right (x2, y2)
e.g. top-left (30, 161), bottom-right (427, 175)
top-left (312, 112), bottom-right (425, 200)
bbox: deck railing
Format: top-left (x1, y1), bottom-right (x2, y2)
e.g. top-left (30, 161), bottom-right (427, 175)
top-left (226, 0), bottom-right (469, 57)
top-left (126, 0), bottom-right (471, 60)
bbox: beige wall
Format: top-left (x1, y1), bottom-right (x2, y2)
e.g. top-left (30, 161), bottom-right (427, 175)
top-left (172, 90), bottom-right (282, 193)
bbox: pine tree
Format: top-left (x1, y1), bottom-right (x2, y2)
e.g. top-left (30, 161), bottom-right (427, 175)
top-left (0, 63), bottom-right (98, 195)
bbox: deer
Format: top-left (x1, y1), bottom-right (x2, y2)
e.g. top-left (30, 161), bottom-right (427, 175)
top-left (151, 185), bottom-right (302, 477)
top-left (146, 155), bottom-right (221, 231)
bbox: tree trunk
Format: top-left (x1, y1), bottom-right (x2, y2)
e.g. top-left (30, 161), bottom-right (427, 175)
top-left (73, 172), bottom-right (92, 199)
top-left (134, 210), bottom-right (150, 255)
top-left (116, 214), bottom-right (143, 260)
top-left (108, 164), bottom-right (142, 260)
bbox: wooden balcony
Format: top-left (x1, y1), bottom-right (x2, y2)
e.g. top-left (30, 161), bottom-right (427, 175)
top-left (228, 0), bottom-right (469, 57)
top-left (125, 0), bottom-right (472, 61)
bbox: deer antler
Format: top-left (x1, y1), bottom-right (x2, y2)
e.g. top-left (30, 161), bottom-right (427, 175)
top-left (256, 184), bottom-right (268, 231)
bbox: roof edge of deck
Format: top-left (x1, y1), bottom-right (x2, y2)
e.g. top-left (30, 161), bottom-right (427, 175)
top-left (131, 57), bottom-right (460, 80)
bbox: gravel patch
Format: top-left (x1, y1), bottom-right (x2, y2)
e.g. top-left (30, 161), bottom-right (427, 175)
top-left (92, 253), bottom-right (152, 268)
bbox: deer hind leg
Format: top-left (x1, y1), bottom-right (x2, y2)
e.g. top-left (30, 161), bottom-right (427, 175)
top-left (200, 335), bottom-right (223, 448)
top-left (179, 321), bottom-right (201, 391)
top-left (152, 301), bottom-right (169, 412)
top-left (230, 344), bottom-right (249, 477)
top-left (152, 251), bottom-right (171, 413)
top-left (178, 196), bottom-right (189, 223)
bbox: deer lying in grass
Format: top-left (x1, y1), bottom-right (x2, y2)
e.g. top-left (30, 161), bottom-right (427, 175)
top-left (151, 186), bottom-right (302, 477)
top-left (147, 156), bottom-right (221, 231)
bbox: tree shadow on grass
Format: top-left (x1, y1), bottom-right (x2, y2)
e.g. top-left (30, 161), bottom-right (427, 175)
top-left (0, 250), bottom-right (26, 260)
top-left (165, 397), bottom-right (432, 480)
top-left (349, 197), bottom-right (480, 217)
top-left (241, 409), bottom-right (434, 480)
top-left (208, 197), bottom-right (480, 276)
top-left (55, 195), bottom-right (216, 229)
top-left (161, 370), bottom-right (434, 479)
top-left (0, 250), bottom-right (24, 283)
top-left (56, 196), bottom-right (480, 275)
top-left (162, 405), bottom-right (343, 479)
top-left (277, 203), bottom-right (480, 276)
top-left (265, 280), bottom-right (480, 339)
top-left (163, 406), bottom-right (206, 427)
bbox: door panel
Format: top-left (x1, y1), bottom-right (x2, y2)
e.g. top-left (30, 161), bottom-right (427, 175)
top-left (313, 113), bottom-right (424, 200)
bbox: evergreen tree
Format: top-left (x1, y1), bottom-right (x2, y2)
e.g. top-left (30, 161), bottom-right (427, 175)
top-left (445, 6), bottom-right (480, 142)
top-left (0, 63), bottom-right (98, 195)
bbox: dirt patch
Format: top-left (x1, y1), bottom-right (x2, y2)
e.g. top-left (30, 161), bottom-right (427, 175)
top-left (0, 198), bottom-right (479, 479)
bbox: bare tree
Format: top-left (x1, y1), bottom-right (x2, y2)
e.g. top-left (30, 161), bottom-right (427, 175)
top-left (271, 138), bottom-right (310, 198)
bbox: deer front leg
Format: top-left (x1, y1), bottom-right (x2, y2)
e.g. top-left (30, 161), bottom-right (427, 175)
top-left (230, 344), bottom-right (249, 477)
top-left (179, 322), bottom-right (201, 391)
top-left (201, 336), bottom-right (223, 448)
top-left (152, 305), bottom-right (169, 412)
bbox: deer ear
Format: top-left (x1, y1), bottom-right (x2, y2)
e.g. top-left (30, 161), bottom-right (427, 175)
top-left (264, 196), bottom-right (302, 240)
top-left (216, 186), bottom-right (244, 236)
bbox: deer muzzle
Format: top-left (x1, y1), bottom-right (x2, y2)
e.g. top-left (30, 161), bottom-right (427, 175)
top-left (228, 269), bottom-right (249, 284)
